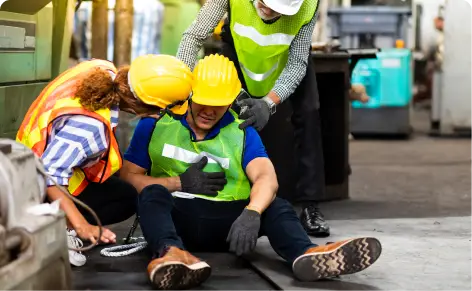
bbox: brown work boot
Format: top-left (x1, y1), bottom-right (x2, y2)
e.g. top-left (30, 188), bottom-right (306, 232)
top-left (147, 246), bottom-right (211, 289)
top-left (292, 237), bottom-right (382, 281)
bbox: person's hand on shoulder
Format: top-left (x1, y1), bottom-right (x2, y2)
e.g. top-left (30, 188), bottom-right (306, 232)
top-left (237, 98), bottom-right (272, 131)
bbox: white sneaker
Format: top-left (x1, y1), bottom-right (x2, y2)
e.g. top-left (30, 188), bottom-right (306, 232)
top-left (67, 229), bottom-right (87, 267)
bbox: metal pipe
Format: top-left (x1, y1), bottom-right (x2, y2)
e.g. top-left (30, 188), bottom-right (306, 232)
top-left (113, 0), bottom-right (134, 150)
top-left (92, 0), bottom-right (109, 59)
top-left (113, 0), bottom-right (133, 67)
top-left (0, 225), bottom-right (9, 268)
top-left (5, 234), bottom-right (21, 252)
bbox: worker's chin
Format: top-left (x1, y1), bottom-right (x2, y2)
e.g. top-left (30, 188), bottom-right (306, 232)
top-left (255, 9), bottom-right (279, 20)
top-left (196, 120), bottom-right (216, 131)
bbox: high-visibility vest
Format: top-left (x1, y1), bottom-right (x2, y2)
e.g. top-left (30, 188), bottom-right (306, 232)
top-left (229, 0), bottom-right (318, 97)
top-left (16, 59), bottom-right (123, 196)
top-left (148, 111), bottom-right (252, 201)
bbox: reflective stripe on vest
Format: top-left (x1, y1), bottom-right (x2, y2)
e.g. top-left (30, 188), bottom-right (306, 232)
top-left (148, 111), bottom-right (252, 202)
top-left (16, 59), bottom-right (122, 196)
top-left (229, 0), bottom-right (317, 97)
top-left (162, 144), bottom-right (231, 169)
top-left (233, 23), bottom-right (295, 46)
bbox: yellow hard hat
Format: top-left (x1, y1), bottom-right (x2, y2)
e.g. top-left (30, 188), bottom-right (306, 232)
top-left (128, 54), bottom-right (193, 115)
top-left (192, 54), bottom-right (241, 107)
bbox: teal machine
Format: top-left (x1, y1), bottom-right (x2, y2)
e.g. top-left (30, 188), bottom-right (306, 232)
top-left (328, 6), bottom-right (413, 136)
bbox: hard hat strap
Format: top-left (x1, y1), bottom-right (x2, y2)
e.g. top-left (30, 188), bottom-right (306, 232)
top-left (127, 71), bottom-right (139, 100)
top-left (188, 99), bottom-right (198, 127)
top-left (160, 99), bottom-right (188, 118)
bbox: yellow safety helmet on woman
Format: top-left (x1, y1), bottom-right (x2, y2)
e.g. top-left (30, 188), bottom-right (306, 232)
top-left (192, 54), bottom-right (242, 107)
top-left (128, 54), bottom-right (193, 115)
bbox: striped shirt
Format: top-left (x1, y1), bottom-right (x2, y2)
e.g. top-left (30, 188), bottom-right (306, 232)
top-left (74, 0), bottom-right (165, 62)
top-left (176, 0), bottom-right (318, 102)
top-left (42, 106), bottom-right (119, 186)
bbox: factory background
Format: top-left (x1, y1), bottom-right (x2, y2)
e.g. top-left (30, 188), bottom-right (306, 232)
top-left (0, 0), bottom-right (470, 290)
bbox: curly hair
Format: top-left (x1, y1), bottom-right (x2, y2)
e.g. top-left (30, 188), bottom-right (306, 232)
top-left (75, 67), bottom-right (118, 111)
top-left (75, 66), bottom-right (162, 116)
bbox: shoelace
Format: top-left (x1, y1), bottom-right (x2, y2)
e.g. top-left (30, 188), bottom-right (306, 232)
top-left (68, 234), bottom-right (84, 252)
top-left (306, 206), bottom-right (326, 222)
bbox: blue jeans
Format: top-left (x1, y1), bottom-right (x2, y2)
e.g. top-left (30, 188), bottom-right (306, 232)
top-left (137, 184), bottom-right (316, 264)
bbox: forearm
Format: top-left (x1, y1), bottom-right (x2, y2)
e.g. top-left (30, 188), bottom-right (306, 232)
top-left (272, 14), bottom-right (317, 103)
top-left (272, 59), bottom-right (308, 103)
top-left (47, 186), bottom-right (87, 228)
top-left (120, 171), bottom-right (181, 194)
top-left (247, 175), bottom-right (277, 214)
top-left (176, 0), bottom-right (228, 70)
top-left (177, 35), bottom-right (206, 71)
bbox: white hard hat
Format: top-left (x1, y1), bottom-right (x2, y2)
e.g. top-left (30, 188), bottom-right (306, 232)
top-left (262, 0), bottom-right (305, 16)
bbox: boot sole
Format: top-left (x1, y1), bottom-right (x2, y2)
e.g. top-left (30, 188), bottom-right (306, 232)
top-left (292, 237), bottom-right (382, 281)
top-left (150, 261), bottom-right (211, 289)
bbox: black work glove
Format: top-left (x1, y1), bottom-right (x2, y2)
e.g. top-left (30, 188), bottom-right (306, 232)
top-left (226, 208), bottom-right (261, 256)
top-left (238, 98), bottom-right (271, 131)
top-left (179, 156), bottom-right (227, 196)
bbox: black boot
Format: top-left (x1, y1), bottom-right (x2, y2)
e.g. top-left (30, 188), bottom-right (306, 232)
top-left (300, 204), bottom-right (330, 237)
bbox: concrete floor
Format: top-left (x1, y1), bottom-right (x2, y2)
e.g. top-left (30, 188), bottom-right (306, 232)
top-left (324, 134), bottom-right (471, 220)
top-left (72, 108), bottom-right (471, 290)
top-left (250, 216), bottom-right (471, 290)
top-left (249, 108), bottom-right (471, 290)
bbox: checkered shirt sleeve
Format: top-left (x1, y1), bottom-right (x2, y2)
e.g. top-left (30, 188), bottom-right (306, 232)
top-left (176, 0), bottom-right (318, 102)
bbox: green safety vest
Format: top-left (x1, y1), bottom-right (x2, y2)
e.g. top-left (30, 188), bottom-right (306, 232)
top-left (148, 111), bottom-right (252, 201)
top-left (229, 0), bottom-right (318, 97)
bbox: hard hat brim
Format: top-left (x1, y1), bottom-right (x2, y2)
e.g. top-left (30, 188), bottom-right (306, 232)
top-left (168, 101), bottom-right (189, 115)
top-left (262, 0), bottom-right (302, 16)
top-left (191, 94), bottom-right (236, 107)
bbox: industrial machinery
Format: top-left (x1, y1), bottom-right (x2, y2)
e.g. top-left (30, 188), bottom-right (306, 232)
top-left (328, 6), bottom-right (413, 136)
top-left (0, 139), bottom-right (71, 290)
top-left (350, 48), bottom-right (413, 135)
top-left (0, 2), bottom-right (75, 288)
top-left (430, 0), bottom-right (471, 136)
top-left (0, 0), bottom-right (74, 139)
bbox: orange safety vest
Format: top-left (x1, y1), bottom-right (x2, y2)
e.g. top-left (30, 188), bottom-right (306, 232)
top-left (16, 59), bottom-right (123, 196)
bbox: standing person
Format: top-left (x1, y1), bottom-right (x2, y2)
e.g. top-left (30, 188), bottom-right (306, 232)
top-left (176, 0), bottom-right (330, 237)
top-left (16, 55), bottom-right (193, 267)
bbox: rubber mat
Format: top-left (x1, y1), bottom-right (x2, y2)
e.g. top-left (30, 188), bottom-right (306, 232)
top-left (71, 221), bottom-right (275, 290)
top-left (72, 250), bottom-right (275, 290)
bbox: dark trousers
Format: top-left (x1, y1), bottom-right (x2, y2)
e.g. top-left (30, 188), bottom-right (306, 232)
top-left (138, 185), bottom-right (316, 264)
top-left (220, 39), bottom-right (326, 203)
top-left (75, 176), bottom-right (138, 226)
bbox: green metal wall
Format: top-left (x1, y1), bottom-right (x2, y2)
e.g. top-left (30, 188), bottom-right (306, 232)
top-left (160, 0), bottom-right (201, 56)
top-left (0, 8), bottom-right (53, 83)
top-left (0, 0), bottom-right (74, 139)
top-left (0, 83), bottom-right (48, 139)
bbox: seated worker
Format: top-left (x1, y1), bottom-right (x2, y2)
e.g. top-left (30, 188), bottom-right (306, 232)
top-left (120, 54), bottom-right (382, 289)
top-left (16, 55), bottom-right (193, 267)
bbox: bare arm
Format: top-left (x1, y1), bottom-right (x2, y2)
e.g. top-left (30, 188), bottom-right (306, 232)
top-left (176, 0), bottom-right (228, 70)
top-left (47, 186), bottom-right (87, 227)
top-left (244, 157), bottom-right (278, 214)
top-left (120, 160), bottom-right (181, 193)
